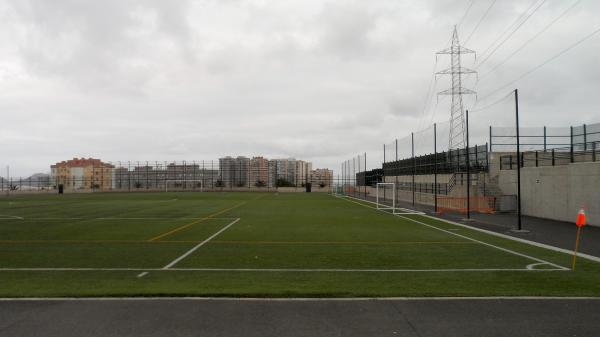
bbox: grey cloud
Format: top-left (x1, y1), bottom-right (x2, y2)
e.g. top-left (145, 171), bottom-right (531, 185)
top-left (0, 0), bottom-right (598, 176)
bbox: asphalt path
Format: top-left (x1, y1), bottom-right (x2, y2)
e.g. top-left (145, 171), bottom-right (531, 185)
top-left (1, 298), bottom-right (599, 337)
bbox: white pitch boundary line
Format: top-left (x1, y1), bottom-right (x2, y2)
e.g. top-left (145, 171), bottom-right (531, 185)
top-left (341, 195), bottom-right (569, 271)
top-left (161, 218), bottom-right (241, 269)
top-left (419, 213), bottom-right (600, 263)
top-left (340, 195), bottom-right (600, 263)
top-left (2, 296), bottom-right (599, 301)
top-left (0, 267), bottom-right (565, 272)
top-left (0, 217), bottom-right (238, 221)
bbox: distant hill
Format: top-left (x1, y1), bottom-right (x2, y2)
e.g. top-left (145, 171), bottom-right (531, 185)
top-left (26, 173), bottom-right (50, 181)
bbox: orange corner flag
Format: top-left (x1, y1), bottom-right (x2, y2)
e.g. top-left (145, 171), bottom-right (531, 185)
top-left (576, 209), bottom-right (587, 227)
top-left (572, 208), bottom-right (587, 271)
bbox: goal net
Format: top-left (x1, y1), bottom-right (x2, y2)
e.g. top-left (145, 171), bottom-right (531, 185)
top-left (165, 180), bottom-right (203, 192)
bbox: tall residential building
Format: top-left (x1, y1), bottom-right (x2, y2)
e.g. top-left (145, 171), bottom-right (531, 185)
top-left (249, 156), bottom-right (269, 187)
top-left (311, 168), bottom-right (333, 187)
top-left (51, 158), bottom-right (114, 190)
top-left (219, 156), bottom-right (250, 187)
top-left (267, 158), bottom-right (313, 187)
top-left (269, 158), bottom-right (294, 186)
top-left (295, 160), bottom-right (312, 186)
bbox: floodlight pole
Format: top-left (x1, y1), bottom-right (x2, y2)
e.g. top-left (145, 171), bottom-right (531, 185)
top-left (466, 110), bottom-right (470, 219)
top-left (515, 89), bottom-right (523, 231)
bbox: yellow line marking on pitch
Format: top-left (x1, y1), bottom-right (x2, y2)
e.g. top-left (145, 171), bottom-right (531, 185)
top-left (147, 202), bottom-right (247, 242)
top-left (0, 240), bottom-right (193, 244)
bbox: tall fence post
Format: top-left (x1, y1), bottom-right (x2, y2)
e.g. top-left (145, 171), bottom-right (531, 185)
top-left (485, 142), bottom-right (489, 172)
top-left (128, 161), bottom-right (131, 192)
top-left (489, 126), bottom-right (492, 153)
top-left (570, 126), bottom-right (574, 163)
top-left (583, 124), bottom-right (587, 151)
top-left (434, 123), bottom-right (438, 213)
top-left (395, 139), bottom-right (398, 207)
top-left (411, 132), bottom-right (415, 207)
top-left (353, 157), bottom-right (356, 197)
top-left (383, 144), bottom-right (386, 201)
top-left (466, 110), bottom-right (470, 219)
top-left (514, 89), bottom-right (523, 231)
top-left (364, 152), bottom-right (367, 198)
top-left (543, 126), bottom-right (547, 152)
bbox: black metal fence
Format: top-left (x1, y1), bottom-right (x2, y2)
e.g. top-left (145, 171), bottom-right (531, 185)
top-left (382, 145), bottom-right (488, 177)
top-left (490, 122), bottom-right (600, 152)
top-left (500, 141), bottom-right (600, 170)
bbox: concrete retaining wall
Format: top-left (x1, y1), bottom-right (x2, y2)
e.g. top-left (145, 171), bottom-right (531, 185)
top-left (498, 161), bottom-right (600, 226)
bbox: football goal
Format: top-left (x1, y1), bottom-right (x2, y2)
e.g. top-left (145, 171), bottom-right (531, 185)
top-left (333, 184), bottom-right (346, 197)
top-left (165, 180), bottom-right (203, 192)
top-left (375, 182), bottom-right (425, 215)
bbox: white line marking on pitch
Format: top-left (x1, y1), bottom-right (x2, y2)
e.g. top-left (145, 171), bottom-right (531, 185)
top-left (342, 195), bottom-right (600, 264)
top-left (526, 262), bottom-right (549, 270)
top-left (137, 272), bottom-right (148, 278)
top-left (0, 267), bottom-right (566, 272)
top-left (162, 218), bottom-right (241, 269)
top-left (341, 196), bottom-right (569, 271)
top-left (0, 215), bottom-right (24, 220)
top-left (1, 296), bottom-right (599, 301)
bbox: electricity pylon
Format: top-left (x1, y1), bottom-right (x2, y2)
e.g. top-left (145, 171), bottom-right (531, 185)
top-left (436, 26), bottom-right (477, 150)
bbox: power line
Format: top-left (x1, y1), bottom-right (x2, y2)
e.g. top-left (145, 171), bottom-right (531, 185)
top-left (471, 91), bottom-right (513, 112)
top-left (457, 0), bottom-right (476, 30)
top-left (479, 0), bottom-right (583, 81)
top-left (477, 0), bottom-right (546, 69)
top-left (464, 0), bottom-right (498, 45)
top-left (418, 62), bottom-right (439, 131)
top-left (476, 0), bottom-right (548, 70)
top-left (478, 25), bottom-right (600, 102)
top-left (478, 0), bottom-right (539, 58)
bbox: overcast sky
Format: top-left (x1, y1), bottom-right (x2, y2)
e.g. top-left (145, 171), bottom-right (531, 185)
top-left (1, 0), bottom-right (599, 176)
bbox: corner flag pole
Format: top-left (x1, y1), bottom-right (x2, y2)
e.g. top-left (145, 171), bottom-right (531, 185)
top-left (572, 208), bottom-right (587, 271)
top-left (572, 226), bottom-right (583, 271)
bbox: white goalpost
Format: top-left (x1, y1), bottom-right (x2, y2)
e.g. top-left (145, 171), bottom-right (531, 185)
top-left (375, 182), bottom-right (425, 215)
top-left (376, 183), bottom-right (395, 210)
top-left (165, 180), bottom-right (204, 192)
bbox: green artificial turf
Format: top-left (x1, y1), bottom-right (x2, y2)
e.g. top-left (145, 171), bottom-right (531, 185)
top-left (0, 191), bottom-right (599, 297)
